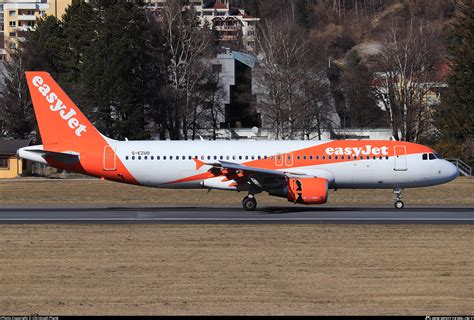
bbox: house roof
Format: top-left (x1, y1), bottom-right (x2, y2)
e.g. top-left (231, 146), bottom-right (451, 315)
top-left (0, 139), bottom-right (30, 155)
top-left (203, 1), bottom-right (227, 10)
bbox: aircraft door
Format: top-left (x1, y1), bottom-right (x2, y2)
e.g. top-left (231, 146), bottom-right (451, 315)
top-left (103, 146), bottom-right (117, 171)
top-left (394, 145), bottom-right (407, 171)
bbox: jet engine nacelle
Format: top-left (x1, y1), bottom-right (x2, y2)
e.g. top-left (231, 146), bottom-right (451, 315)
top-left (287, 177), bottom-right (328, 205)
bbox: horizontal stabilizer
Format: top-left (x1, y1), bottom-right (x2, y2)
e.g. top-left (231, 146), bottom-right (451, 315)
top-left (27, 149), bottom-right (80, 164)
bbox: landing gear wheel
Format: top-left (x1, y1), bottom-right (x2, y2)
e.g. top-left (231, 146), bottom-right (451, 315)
top-left (393, 187), bottom-right (404, 209)
top-left (394, 200), bottom-right (404, 209)
top-left (242, 196), bottom-right (257, 211)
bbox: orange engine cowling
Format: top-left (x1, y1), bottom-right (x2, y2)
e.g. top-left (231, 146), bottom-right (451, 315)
top-left (287, 177), bottom-right (328, 205)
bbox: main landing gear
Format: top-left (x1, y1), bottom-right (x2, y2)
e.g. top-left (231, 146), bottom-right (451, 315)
top-left (242, 195), bottom-right (257, 211)
top-left (393, 187), bottom-right (404, 209)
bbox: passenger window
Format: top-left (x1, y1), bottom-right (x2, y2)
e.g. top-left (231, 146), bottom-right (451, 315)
top-left (429, 153), bottom-right (436, 160)
top-left (341, 156), bottom-right (344, 160)
top-left (126, 156), bottom-right (129, 160)
top-left (251, 156), bottom-right (255, 160)
top-left (226, 155), bottom-right (230, 160)
top-left (201, 156), bottom-right (204, 160)
top-left (232, 155), bottom-right (236, 160)
top-left (207, 156), bottom-right (211, 160)
top-left (316, 156), bottom-right (319, 160)
top-left (157, 156), bottom-right (160, 160)
top-left (335, 156), bottom-right (338, 160)
top-left (328, 156), bottom-right (332, 160)
top-left (373, 156), bottom-right (376, 160)
top-left (220, 156), bottom-right (223, 160)
top-left (188, 156), bottom-right (192, 160)
top-left (170, 156), bottom-right (173, 160)
top-left (264, 156), bottom-right (268, 160)
top-left (245, 156), bottom-right (249, 160)
top-left (386, 156), bottom-right (389, 160)
top-left (138, 156), bottom-right (142, 160)
top-left (151, 156), bottom-right (154, 160)
top-left (214, 156), bottom-right (217, 160)
top-left (310, 156), bottom-right (313, 160)
top-left (132, 156), bottom-right (135, 160)
top-left (182, 156), bottom-right (185, 160)
top-left (322, 156), bottom-right (326, 160)
top-left (163, 156), bottom-right (166, 160)
top-left (297, 156), bottom-right (300, 160)
top-left (144, 156), bottom-right (148, 160)
top-left (366, 156), bottom-right (370, 160)
top-left (303, 156), bottom-right (307, 160)
top-left (239, 156), bottom-right (243, 160)
top-left (258, 156), bottom-right (261, 160)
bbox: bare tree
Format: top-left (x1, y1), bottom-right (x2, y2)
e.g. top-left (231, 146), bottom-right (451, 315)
top-left (159, 1), bottom-right (211, 140)
top-left (255, 17), bottom-right (332, 139)
top-left (372, 19), bottom-right (442, 142)
top-left (298, 70), bottom-right (333, 140)
top-left (196, 66), bottom-right (226, 140)
top-left (0, 46), bottom-right (35, 140)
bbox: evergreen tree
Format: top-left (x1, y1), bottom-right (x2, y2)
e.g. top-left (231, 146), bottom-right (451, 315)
top-left (26, 15), bottom-right (70, 79)
top-left (81, 1), bottom-right (151, 139)
top-left (342, 50), bottom-right (385, 128)
top-left (62, 0), bottom-right (98, 83)
top-left (435, 0), bottom-right (474, 158)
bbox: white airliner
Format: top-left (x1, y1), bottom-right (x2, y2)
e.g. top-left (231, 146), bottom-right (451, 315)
top-left (18, 72), bottom-right (459, 210)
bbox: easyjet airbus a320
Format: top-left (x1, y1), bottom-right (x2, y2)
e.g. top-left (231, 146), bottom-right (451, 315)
top-left (18, 72), bottom-right (458, 210)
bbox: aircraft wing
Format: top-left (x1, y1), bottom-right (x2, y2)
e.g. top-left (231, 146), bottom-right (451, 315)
top-left (210, 160), bottom-right (310, 178)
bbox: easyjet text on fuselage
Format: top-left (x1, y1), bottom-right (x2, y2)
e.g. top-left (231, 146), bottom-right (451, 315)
top-left (325, 145), bottom-right (389, 157)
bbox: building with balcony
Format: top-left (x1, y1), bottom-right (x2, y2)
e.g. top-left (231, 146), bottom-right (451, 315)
top-left (2, 0), bottom-right (71, 59)
top-left (198, 0), bottom-right (258, 52)
top-left (145, 0), bottom-right (259, 52)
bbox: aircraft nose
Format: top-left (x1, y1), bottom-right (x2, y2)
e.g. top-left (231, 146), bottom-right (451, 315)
top-left (442, 160), bottom-right (459, 182)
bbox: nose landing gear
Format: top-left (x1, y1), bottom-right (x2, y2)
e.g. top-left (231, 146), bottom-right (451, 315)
top-left (242, 195), bottom-right (257, 211)
top-left (393, 188), bottom-right (404, 209)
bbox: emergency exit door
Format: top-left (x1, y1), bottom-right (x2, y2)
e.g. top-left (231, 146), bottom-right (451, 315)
top-left (103, 146), bottom-right (117, 171)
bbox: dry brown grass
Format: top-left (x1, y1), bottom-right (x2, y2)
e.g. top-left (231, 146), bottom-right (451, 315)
top-left (0, 224), bottom-right (472, 315)
top-left (0, 177), bottom-right (472, 207)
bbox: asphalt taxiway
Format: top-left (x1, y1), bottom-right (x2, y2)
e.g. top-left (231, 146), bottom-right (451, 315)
top-left (0, 207), bottom-right (472, 224)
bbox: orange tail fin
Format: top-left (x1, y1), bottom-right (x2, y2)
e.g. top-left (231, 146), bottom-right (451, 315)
top-left (26, 71), bottom-right (105, 151)
top-left (25, 71), bottom-right (138, 185)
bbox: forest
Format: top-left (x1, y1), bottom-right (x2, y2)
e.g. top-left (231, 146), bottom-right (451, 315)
top-left (0, 0), bottom-right (472, 161)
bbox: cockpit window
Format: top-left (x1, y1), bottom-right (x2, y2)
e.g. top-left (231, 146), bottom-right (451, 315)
top-left (429, 153), bottom-right (436, 160)
top-left (434, 153), bottom-right (443, 159)
top-left (422, 154), bottom-right (428, 160)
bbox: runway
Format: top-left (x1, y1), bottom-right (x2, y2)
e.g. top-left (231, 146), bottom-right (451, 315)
top-left (0, 206), bottom-right (473, 224)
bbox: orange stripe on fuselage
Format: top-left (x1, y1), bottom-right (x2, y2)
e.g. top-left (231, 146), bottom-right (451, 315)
top-left (164, 140), bottom-right (432, 185)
